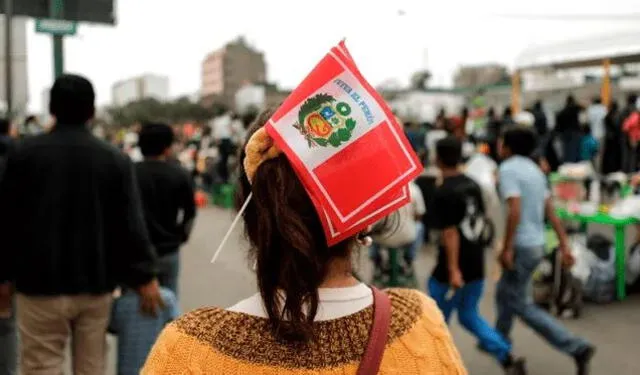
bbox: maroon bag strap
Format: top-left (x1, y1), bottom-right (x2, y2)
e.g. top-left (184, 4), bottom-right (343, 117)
top-left (357, 286), bottom-right (392, 375)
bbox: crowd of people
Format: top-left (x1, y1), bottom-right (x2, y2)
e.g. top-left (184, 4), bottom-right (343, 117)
top-left (403, 93), bottom-right (640, 175)
top-left (365, 92), bottom-right (640, 374)
top-left (1, 70), bottom-right (635, 375)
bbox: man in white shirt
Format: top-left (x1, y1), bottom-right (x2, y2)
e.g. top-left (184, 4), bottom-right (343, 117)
top-left (212, 112), bottom-right (236, 183)
top-left (587, 97), bottom-right (607, 172)
top-left (370, 181), bottom-right (426, 277)
top-left (587, 97), bottom-right (607, 141)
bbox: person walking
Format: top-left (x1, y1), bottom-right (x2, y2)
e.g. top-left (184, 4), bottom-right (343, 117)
top-left (601, 101), bottom-right (622, 174)
top-left (212, 111), bottom-right (235, 183)
top-left (427, 136), bottom-right (525, 375)
top-left (497, 126), bottom-right (595, 375)
top-left (0, 74), bottom-right (163, 375)
top-left (620, 94), bottom-right (639, 172)
top-left (135, 123), bottom-right (197, 297)
top-left (0, 118), bottom-right (16, 375)
top-left (531, 101), bottom-right (548, 137)
top-left (555, 95), bottom-right (583, 163)
top-left (143, 109), bottom-right (467, 375)
top-left (586, 97), bottom-right (607, 171)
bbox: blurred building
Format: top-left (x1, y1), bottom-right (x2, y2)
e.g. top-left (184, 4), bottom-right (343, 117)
top-left (453, 64), bottom-right (510, 89)
top-left (112, 74), bottom-right (169, 106)
top-left (0, 16), bottom-right (29, 115)
top-left (201, 37), bottom-right (267, 108)
top-left (514, 30), bottom-right (640, 119)
top-left (235, 82), bottom-right (290, 114)
top-left (388, 89), bottom-right (465, 123)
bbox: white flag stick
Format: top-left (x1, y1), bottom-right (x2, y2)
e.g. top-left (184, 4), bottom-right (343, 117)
top-left (210, 192), bottom-right (253, 264)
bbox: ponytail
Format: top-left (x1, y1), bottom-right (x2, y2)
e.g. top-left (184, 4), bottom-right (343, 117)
top-left (236, 111), bottom-right (352, 342)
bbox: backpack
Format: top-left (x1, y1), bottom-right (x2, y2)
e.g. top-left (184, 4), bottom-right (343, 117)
top-left (456, 178), bottom-right (495, 249)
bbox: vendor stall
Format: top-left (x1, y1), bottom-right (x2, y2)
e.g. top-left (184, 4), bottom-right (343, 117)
top-left (556, 208), bottom-right (638, 300)
top-left (550, 165), bottom-right (640, 300)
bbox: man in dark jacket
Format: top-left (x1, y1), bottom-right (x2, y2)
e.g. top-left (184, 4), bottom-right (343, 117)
top-left (531, 100), bottom-right (548, 136)
top-left (136, 123), bottom-right (196, 298)
top-left (0, 74), bottom-right (162, 375)
top-left (556, 95), bottom-right (583, 163)
top-left (0, 117), bottom-right (16, 375)
top-left (621, 93), bottom-right (638, 172)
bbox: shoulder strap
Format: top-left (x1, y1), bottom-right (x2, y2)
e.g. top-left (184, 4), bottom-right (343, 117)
top-left (357, 286), bottom-right (392, 375)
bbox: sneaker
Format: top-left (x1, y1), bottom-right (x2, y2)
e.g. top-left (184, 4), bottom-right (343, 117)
top-left (574, 345), bottom-right (595, 375)
top-left (504, 357), bottom-right (527, 375)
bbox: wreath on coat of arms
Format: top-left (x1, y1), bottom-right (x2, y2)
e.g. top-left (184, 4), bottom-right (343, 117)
top-left (292, 93), bottom-right (356, 148)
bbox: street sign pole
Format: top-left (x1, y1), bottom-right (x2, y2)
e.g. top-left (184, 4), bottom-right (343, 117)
top-left (51, 0), bottom-right (64, 79)
top-left (4, 0), bottom-right (12, 117)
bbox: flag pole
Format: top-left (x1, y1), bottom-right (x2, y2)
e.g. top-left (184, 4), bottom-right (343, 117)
top-left (210, 193), bottom-right (252, 264)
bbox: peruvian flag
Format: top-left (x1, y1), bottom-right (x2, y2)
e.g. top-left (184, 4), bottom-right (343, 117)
top-left (265, 41), bottom-right (422, 245)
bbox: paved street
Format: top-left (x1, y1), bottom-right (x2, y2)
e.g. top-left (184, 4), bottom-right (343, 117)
top-left (103, 207), bottom-right (640, 375)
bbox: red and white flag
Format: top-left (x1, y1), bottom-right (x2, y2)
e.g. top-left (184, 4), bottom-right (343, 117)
top-left (266, 41), bottom-right (421, 245)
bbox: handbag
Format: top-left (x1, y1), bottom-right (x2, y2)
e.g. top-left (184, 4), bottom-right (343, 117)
top-left (357, 287), bottom-right (392, 375)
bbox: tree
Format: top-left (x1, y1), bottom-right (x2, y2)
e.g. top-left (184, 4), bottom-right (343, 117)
top-left (209, 102), bottom-right (228, 117)
top-left (410, 70), bottom-right (432, 90)
top-left (106, 97), bottom-right (217, 127)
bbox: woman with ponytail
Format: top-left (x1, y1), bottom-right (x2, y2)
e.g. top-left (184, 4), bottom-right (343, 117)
top-left (143, 110), bottom-right (467, 375)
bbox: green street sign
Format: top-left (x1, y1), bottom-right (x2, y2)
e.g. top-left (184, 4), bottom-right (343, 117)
top-left (35, 19), bottom-right (77, 36)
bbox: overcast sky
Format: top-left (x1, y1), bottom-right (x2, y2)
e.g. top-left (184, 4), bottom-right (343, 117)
top-left (25, 0), bottom-right (640, 111)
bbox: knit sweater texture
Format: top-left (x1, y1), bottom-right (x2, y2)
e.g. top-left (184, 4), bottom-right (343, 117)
top-left (142, 288), bottom-right (467, 374)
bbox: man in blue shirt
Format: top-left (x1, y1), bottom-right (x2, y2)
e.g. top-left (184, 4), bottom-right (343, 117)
top-left (497, 126), bottom-right (595, 375)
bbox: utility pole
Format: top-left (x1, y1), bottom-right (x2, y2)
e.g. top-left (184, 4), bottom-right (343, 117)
top-left (51, 0), bottom-right (64, 78)
top-left (4, 0), bottom-right (12, 118)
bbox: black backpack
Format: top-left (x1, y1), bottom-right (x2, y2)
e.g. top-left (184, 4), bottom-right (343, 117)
top-left (457, 178), bottom-right (495, 248)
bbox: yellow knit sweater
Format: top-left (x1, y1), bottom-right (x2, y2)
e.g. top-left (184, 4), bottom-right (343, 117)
top-left (142, 288), bottom-right (467, 374)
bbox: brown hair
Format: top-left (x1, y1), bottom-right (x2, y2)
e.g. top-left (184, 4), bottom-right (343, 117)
top-left (236, 109), bottom-right (355, 342)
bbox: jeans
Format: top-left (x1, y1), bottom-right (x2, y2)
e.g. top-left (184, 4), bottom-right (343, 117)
top-left (157, 252), bottom-right (180, 298)
top-left (429, 278), bottom-right (511, 363)
top-left (495, 245), bottom-right (590, 356)
top-left (369, 222), bottom-right (425, 266)
top-left (0, 301), bottom-right (17, 375)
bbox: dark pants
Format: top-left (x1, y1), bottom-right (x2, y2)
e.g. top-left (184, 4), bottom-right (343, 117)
top-left (622, 139), bottom-right (638, 173)
top-left (561, 130), bottom-right (582, 163)
top-left (428, 278), bottom-right (511, 363)
top-left (217, 138), bottom-right (234, 183)
top-left (0, 299), bottom-right (17, 375)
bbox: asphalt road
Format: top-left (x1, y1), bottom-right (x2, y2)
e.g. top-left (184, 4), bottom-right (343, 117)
top-left (102, 207), bottom-right (640, 375)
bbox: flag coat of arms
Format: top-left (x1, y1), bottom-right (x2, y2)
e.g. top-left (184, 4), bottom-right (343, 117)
top-left (266, 41), bottom-right (422, 245)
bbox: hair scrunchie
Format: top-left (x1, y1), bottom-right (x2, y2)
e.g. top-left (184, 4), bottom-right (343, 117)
top-left (243, 127), bottom-right (281, 183)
